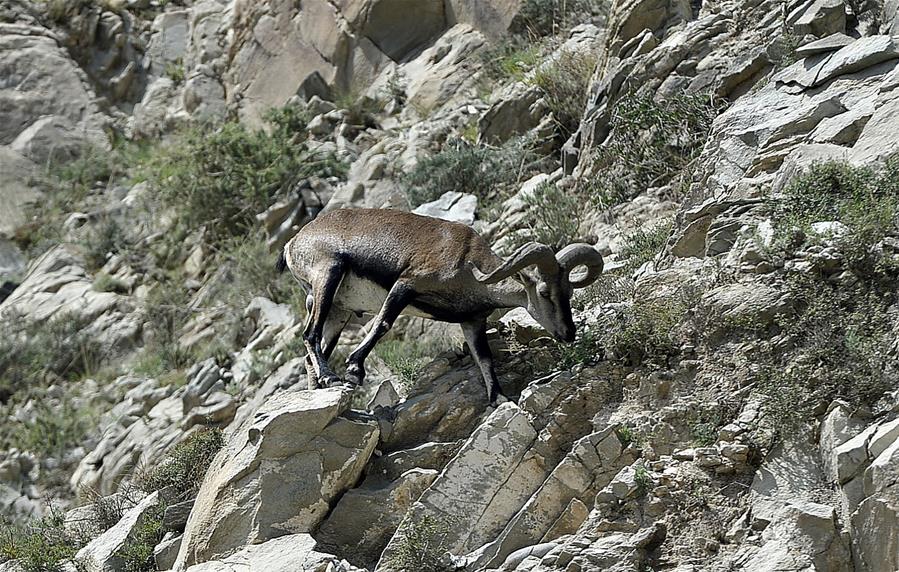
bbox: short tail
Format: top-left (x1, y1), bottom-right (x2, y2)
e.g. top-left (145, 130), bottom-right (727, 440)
top-left (276, 251), bottom-right (288, 274)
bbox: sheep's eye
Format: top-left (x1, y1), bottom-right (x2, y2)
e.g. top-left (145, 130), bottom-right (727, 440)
top-left (537, 284), bottom-right (550, 298)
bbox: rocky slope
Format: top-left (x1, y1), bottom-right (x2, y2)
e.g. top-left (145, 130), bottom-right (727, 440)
top-left (1, 0), bottom-right (899, 570)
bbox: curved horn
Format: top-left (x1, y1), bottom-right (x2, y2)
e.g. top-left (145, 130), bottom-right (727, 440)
top-left (473, 242), bottom-right (559, 284)
top-left (556, 243), bottom-right (604, 288)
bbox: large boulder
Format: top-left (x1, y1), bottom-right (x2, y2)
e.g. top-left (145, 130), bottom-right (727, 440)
top-left (362, 0), bottom-right (446, 61)
top-left (181, 534), bottom-right (363, 572)
top-left (848, 422), bottom-right (899, 571)
top-left (175, 387), bottom-right (379, 567)
top-left (0, 23), bottom-right (107, 146)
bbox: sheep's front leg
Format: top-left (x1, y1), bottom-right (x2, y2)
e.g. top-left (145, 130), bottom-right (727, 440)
top-left (345, 282), bottom-right (413, 386)
top-left (461, 318), bottom-right (504, 405)
top-left (303, 261), bottom-right (344, 388)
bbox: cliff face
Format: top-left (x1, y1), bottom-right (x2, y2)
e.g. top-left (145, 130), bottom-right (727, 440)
top-left (1, 0), bottom-right (899, 570)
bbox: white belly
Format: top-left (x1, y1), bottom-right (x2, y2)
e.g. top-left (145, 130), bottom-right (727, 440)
top-left (334, 272), bottom-right (433, 319)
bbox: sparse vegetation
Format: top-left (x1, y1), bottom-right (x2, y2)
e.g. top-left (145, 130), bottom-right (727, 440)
top-left (1, 397), bottom-right (99, 458)
top-left (164, 58), bottom-right (185, 84)
top-left (513, 182), bottom-right (584, 250)
top-left (402, 136), bottom-right (546, 209)
top-left (512, 0), bottom-right (608, 36)
top-left (374, 338), bottom-right (445, 390)
top-left (137, 278), bottom-right (193, 376)
top-left (618, 221), bottom-right (673, 271)
top-left (134, 428), bottom-right (224, 500)
top-left (769, 32), bottom-right (801, 71)
top-left (0, 313), bottom-right (102, 403)
top-left (115, 504), bottom-right (166, 572)
top-left (532, 49), bottom-right (597, 138)
top-left (634, 465), bottom-right (652, 495)
top-left (388, 514), bottom-right (453, 572)
top-left (688, 403), bottom-right (737, 447)
top-left (581, 92), bottom-right (719, 208)
top-left (757, 276), bottom-right (895, 432)
top-left (757, 158), bottom-right (899, 432)
top-left (772, 157), bottom-right (899, 277)
top-left (93, 272), bottom-right (129, 294)
top-left (208, 232), bottom-right (305, 313)
top-left (481, 39), bottom-right (543, 83)
top-left (145, 106), bottom-right (345, 244)
top-left (0, 508), bottom-right (88, 572)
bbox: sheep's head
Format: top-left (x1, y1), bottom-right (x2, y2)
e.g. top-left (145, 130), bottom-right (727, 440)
top-left (474, 242), bottom-right (604, 342)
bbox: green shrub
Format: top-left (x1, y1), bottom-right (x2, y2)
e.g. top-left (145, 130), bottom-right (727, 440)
top-left (93, 272), bottom-right (129, 294)
top-left (80, 217), bottom-right (130, 272)
top-left (582, 92), bottom-right (719, 208)
top-left (0, 314), bottom-right (102, 403)
top-left (402, 137), bottom-right (544, 209)
top-left (559, 289), bottom-right (690, 369)
top-left (532, 49), bottom-right (597, 138)
top-left (513, 182), bottom-right (584, 250)
top-left (757, 276), bottom-right (894, 432)
top-left (618, 220), bottom-right (673, 271)
top-left (688, 403), bottom-right (737, 447)
top-left (481, 39), bottom-right (543, 83)
top-left (374, 338), bottom-right (445, 390)
top-left (604, 296), bottom-right (686, 365)
top-left (769, 32), bottom-right (801, 71)
top-left (388, 514), bottom-right (452, 572)
top-left (633, 465), bottom-right (652, 495)
top-left (164, 58), bottom-right (185, 83)
top-left (145, 106), bottom-right (345, 244)
top-left (135, 428), bottom-right (224, 500)
top-left (772, 158), bottom-right (899, 276)
top-left (0, 508), bottom-right (88, 572)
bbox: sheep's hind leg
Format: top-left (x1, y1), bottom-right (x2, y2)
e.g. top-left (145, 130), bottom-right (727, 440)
top-left (302, 261), bottom-right (345, 388)
top-left (345, 282), bottom-right (413, 386)
top-left (461, 318), bottom-right (505, 406)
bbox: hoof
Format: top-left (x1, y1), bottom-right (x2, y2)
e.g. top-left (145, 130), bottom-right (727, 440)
top-left (319, 372), bottom-right (342, 388)
top-left (489, 393), bottom-right (510, 407)
top-left (345, 363), bottom-right (365, 387)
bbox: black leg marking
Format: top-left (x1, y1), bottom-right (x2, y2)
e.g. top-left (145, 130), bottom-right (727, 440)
top-left (303, 260), bottom-right (344, 387)
top-left (461, 318), bottom-right (503, 405)
top-left (345, 282), bottom-right (414, 386)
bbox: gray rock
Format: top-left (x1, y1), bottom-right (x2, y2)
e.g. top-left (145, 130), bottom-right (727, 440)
top-left (175, 388), bottom-right (378, 567)
top-left (363, 0), bottom-right (447, 61)
top-left (181, 534), bottom-right (354, 572)
top-left (0, 24), bottom-right (107, 146)
top-left (776, 35), bottom-right (899, 89)
top-left (478, 83), bottom-right (545, 144)
top-left (162, 499), bottom-right (194, 531)
top-left (413, 191), bottom-right (478, 225)
top-left (850, 96), bottom-right (899, 165)
top-left (795, 33), bottom-right (855, 57)
top-left (154, 533), bottom-right (182, 571)
top-left (790, 0), bottom-right (845, 37)
top-left (146, 11), bottom-right (190, 77)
